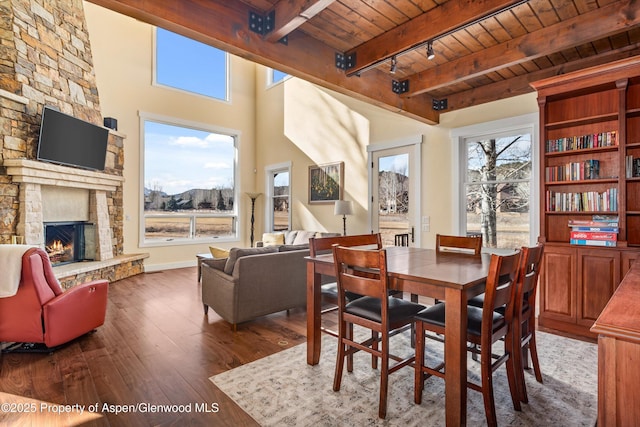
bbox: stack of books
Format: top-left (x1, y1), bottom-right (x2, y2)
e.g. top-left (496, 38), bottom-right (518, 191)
top-left (569, 215), bottom-right (619, 247)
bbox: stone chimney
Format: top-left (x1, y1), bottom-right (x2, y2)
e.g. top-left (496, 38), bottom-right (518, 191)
top-left (0, 0), bottom-right (124, 256)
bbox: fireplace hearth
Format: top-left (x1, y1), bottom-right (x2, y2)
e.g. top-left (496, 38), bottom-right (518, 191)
top-left (44, 222), bottom-right (96, 266)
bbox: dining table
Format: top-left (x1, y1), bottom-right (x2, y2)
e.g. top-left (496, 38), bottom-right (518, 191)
top-left (306, 246), bottom-right (492, 426)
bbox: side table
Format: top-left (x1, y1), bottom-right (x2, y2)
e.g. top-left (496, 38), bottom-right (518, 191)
top-left (196, 253), bottom-right (213, 282)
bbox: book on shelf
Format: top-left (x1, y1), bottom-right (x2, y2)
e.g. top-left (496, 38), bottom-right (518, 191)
top-left (569, 226), bottom-right (619, 232)
top-left (569, 231), bottom-right (617, 241)
top-left (626, 155), bottom-right (640, 178)
top-left (570, 239), bottom-right (617, 247)
top-left (546, 131), bottom-right (617, 153)
top-left (568, 215), bottom-right (619, 227)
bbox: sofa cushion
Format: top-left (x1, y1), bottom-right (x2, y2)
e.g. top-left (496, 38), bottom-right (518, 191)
top-left (261, 232), bottom-right (285, 246)
top-left (278, 243), bottom-right (310, 252)
top-left (223, 246), bottom-right (279, 275)
top-left (209, 246), bottom-right (230, 259)
top-left (292, 230), bottom-right (317, 245)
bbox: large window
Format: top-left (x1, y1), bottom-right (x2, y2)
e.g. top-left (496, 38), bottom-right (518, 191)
top-left (155, 28), bottom-right (228, 101)
top-left (454, 115), bottom-right (538, 250)
top-left (142, 114), bottom-right (237, 245)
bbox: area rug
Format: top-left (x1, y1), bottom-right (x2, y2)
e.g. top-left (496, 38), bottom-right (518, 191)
top-left (210, 330), bottom-right (597, 426)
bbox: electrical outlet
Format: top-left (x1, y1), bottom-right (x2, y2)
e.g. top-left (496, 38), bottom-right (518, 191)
top-left (422, 224), bottom-right (430, 232)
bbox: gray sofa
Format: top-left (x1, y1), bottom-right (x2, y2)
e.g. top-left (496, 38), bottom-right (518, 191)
top-left (201, 230), bottom-right (339, 328)
top-left (200, 244), bottom-right (310, 328)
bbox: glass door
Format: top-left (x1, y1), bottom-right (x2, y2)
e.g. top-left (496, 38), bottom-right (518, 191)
top-left (371, 145), bottom-right (419, 247)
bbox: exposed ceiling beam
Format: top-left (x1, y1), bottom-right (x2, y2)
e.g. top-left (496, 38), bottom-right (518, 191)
top-left (404, 0), bottom-right (640, 97)
top-left (445, 43), bottom-right (640, 111)
top-left (86, 0), bottom-right (440, 124)
top-left (344, 0), bottom-right (525, 76)
top-left (265, 0), bottom-right (336, 43)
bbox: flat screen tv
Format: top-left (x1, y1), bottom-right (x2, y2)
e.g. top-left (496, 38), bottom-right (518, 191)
top-left (37, 106), bottom-right (109, 171)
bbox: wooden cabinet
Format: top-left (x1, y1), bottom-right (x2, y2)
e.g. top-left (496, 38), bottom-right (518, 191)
top-left (539, 245), bottom-right (620, 336)
top-left (532, 57), bottom-right (640, 337)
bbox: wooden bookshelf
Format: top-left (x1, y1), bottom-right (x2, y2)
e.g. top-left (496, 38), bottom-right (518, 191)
top-left (531, 56), bottom-right (640, 338)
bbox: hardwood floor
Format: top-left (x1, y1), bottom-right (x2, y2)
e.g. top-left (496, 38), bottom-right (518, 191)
top-left (0, 267), bottom-right (308, 426)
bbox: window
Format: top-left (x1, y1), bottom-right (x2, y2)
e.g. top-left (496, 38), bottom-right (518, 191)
top-left (141, 114), bottom-right (238, 245)
top-left (155, 28), bottom-right (228, 101)
top-left (453, 114), bottom-right (538, 250)
top-left (464, 132), bottom-right (531, 249)
top-left (268, 68), bottom-right (289, 86)
top-left (266, 163), bottom-right (291, 231)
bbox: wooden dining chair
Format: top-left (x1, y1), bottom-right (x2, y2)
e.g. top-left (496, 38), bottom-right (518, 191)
top-left (332, 245), bottom-right (425, 419)
top-left (414, 251), bottom-right (522, 427)
top-left (309, 233), bottom-right (382, 339)
top-left (512, 243), bottom-right (545, 403)
top-left (435, 233), bottom-right (482, 255)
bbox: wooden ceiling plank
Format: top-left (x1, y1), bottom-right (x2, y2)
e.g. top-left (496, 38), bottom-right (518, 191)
top-left (404, 0), bottom-right (640, 96)
top-left (510, 2), bottom-right (544, 32)
top-left (445, 42), bottom-right (640, 110)
top-left (531, 0), bottom-right (562, 26)
top-left (478, 17), bottom-right (512, 43)
top-left (265, 0), bottom-right (338, 43)
top-left (85, 0), bottom-right (440, 123)
top-left (344, 0), bottom-right (525, 75)
top-left (547, 0), bottom-right (579, 20)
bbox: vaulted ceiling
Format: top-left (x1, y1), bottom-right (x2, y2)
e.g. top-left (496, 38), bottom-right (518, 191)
top-left (87, 0), bottom-right (640, 125)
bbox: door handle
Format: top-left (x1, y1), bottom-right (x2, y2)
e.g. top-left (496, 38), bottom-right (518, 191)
top-left (411, 226), bottom-right (415, 243)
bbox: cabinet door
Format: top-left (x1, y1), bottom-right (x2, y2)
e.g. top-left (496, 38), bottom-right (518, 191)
top-left (540, 246), bottom-right (576, 323)
top-left (621, 251), bottom-right (640, 278)
top-left (577, 248), bottom-right (620, 327)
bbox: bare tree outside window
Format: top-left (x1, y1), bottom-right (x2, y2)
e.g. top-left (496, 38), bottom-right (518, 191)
top-left (465, 133), bottom-right (532, 249)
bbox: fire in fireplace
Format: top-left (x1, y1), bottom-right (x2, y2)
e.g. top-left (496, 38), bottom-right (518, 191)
top-left (44, 222), bottom-right (96, 266)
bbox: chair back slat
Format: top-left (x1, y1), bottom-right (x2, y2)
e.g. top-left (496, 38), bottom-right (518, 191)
top-left (435, 234), bottom-right (482, 255)
top-left (482, 251), bottom-right (520, 337)
top-left (309, 233), bottom-right (382, 257)
top-left (333, 246), bottom-right (388, 300)
top-left (516, 243), bottom-right (545, 313)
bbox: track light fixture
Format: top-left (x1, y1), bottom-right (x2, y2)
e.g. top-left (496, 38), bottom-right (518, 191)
top-left (390, 55), bottom-right (397, 74)
top-left (426, 42), bottom-right (435, 60)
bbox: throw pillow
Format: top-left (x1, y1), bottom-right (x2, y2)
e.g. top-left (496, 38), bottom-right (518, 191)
top-left (292, 230), bottom-right (317, 245)
top-left (223, 246), bottom-right (278, 275)
top-left (261, 232), bottom-right (285, 246)
top-left (284, 230), bottom-right (299, 245)
top-left (209, 247), bottom-right (230, 259)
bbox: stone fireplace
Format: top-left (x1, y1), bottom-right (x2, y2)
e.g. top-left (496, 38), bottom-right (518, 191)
top-left (4, 157), bottom-right (124, 258)
top-left (1, 1), bottom-right (147, 287)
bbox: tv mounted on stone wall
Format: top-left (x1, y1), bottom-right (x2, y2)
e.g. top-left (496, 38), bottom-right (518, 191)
top-left (37, 106), bottom-right (109, 171)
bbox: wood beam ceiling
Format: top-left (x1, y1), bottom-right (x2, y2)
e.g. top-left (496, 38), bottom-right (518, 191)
top-left (264, 0), bottom-right (337, 43)
top-left (403, 0), bottom-right (640, 97)
top-left (86, 0), bottom-right (440, 124)
top-left (344, 0), bottom-right (525, 76)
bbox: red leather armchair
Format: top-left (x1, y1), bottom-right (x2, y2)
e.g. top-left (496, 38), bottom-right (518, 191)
top-left (0, 247), bottom-right (108, 348)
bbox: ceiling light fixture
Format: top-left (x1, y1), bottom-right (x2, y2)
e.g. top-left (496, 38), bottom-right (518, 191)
top-left (390, 55), bottom-right (397, 74)
top-left (426, 42), bottom-right (435, 60)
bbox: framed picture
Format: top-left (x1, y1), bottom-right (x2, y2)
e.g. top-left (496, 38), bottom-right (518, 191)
top-left (308, 162), bottom-right (344, 203)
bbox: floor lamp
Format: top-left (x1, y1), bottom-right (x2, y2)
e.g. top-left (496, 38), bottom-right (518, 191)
top-left (246, 192), bottom-right (262, 247)
top-left (334, 200), bottom-right (353, 236)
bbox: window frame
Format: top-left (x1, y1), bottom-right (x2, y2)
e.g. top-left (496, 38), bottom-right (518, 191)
top-left (153, 27), bottom-right (231, 102)
top-left (265, 161), bottom-right (292, 232)
top-left (266, 68), bottom-right (290, 88)
top-left (451, 113), bottom-right (539, 250)
top-left (139, 111), bottom-right (240, 247)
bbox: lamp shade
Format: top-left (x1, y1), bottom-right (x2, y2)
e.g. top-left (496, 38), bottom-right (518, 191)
top-left (334, 200), bottom-right (353, 216)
